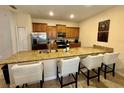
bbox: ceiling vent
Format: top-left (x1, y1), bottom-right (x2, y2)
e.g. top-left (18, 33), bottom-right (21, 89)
top-left (9, 5), bottom-right (17, 10)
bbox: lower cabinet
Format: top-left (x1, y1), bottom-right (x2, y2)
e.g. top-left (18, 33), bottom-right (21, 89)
top-left (32, 44), bottom-right (48, 50)
top-left (69, 42), bottom-right (81, 48)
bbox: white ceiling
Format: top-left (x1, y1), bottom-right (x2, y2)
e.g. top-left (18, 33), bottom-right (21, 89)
top-left (1, 5), bottom-right (115, 22)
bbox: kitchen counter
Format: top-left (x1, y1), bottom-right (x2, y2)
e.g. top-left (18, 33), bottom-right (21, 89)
top-left (0, 45), bottom-right (113, 65)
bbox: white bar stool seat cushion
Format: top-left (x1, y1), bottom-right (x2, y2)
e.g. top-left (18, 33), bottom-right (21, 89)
top-left (11, 62), bottom-right (43, 86)
top-left (58, 57), bottom-right (80, 76)
top-left (103, 52), bottom-right (119, 65)
top-left (81, 54), bottom-right (103, 70)
top-left (57, 56), bottom-right (80, 88)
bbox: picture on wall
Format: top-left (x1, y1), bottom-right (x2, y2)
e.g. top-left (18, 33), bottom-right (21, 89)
top-left (97, 20), bottom-right (110, 42)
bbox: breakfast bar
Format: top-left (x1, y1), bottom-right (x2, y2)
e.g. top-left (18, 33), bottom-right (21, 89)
top-left (0, 45), bottom-right (113, 87)
top-left (0, 45), bottom-right (113, 65)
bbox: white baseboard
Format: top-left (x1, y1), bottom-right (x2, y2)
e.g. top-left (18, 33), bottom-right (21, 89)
top-left (116, 71), bottom-right (124, 77)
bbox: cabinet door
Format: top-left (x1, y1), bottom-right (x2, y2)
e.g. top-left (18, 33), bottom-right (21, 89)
top-left (74, 27), bottom-right (79, 38)
top-left (66, 27), bottom-right (79, 39)
top-left (40, 23), bottom-right (47, 32)
top-left (33, 23), bottom-right (41, 32)
top-left (76, 28), bottom-right (79, 38)
top-left (66, 27), bottom-right (70, 38)
top-left (62, 25), bottom-right (66, 33)
top-left (56, 24), bottom-right (66, 33)
top-left (68, 27), bottom-right (74, 38)
top-left (51, 27), bottom-right (57, 39)
top-left (32, 23), bottom-right (47, 32)
top-left (47, 26), bottom-right (57, 39)
top-left (66, 27), bottom-right (73, 38)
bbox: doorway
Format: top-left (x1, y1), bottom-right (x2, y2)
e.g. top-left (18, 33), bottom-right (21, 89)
top-left (16, 27), bottom-right (28, 52)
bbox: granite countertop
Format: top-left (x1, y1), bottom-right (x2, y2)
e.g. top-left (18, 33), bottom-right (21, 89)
top-left (0, 47), bottom-right (112, 65)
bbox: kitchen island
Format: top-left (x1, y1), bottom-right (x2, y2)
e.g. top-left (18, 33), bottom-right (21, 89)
top-left (0, 45), bottom-right (113, 86)
top-left (0, 45), bottom-right (113, 65)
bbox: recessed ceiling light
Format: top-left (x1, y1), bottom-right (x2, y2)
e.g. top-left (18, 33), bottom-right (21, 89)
top-left (49, 11), bottom-right (54, 16)
top-left (70, 14), bottom-right (74, 19)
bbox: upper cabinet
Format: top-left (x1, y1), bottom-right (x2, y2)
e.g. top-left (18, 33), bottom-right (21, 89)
top-left (32, 23), bottom-right (79, 39)
top-left (74, 27), bottom-right (79, 39)
top-left (56, 24), bottom-right (66, 33)
top-left (66, 27), bottom-right (79, 38)
top-left (32, 23), bottom-right (47, 32)
top-left (47, 26), bottom-right (57, 39)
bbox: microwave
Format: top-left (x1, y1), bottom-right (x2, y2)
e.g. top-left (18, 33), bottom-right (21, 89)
top-left (57, 32), bottom-right (66, 38)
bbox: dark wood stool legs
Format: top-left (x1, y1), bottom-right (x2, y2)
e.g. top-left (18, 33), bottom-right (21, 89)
top-left (98, 67), bottom-right (100, 82)
top-left (103, 63), bottom-right (116, 79)
top-left (16, 85), bottom-right (19, 88)
top-left (57, 65), bottom-right (78, 88)
top-left (60, 76), bottom-right (63, 88)
top-left (87, 70), bottom-right (90, 86)
top-left (40, 80), bottom-right (43, 88)
top-left (75, 72), bottom-right (78, 88)
top-left (112, 63), bottom-right (115, 77)
top-left (104, 64), bottom-right (107, 79)
top-left (81, 67), bottom-right (100, 86)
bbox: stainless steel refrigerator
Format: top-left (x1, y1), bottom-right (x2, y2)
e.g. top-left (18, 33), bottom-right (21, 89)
top-left (31, 32), bottom-right (48, 50)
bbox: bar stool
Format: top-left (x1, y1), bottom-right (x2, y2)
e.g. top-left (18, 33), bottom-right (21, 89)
top-left (11, 62), bottom-right (44, 88)
top-left (56, 56), bottom-right (80, 88)
top-left (101, 52), bottom-right (119, 79)
top-left (80, 54), bottom-right (103, 86)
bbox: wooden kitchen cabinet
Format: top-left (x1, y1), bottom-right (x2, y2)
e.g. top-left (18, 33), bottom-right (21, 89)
top-left (69, 42), bottom-right (81, 48)
top-left (66, 27), bottom-right (70, 38)
top-left (73, 27), bottom-right (79, 39)
top-left (56, 24), bottom-right (66, 33)
top-left (47, 26), bottom-right (57, 39)
top-left (32, 23), bottom-right (47, 32)
top-left (32, 23), bottom-right (79, 39)
top-left (66, 27), bottom-right (79, 38)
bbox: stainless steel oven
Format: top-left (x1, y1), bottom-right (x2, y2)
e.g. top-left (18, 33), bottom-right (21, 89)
top-left (56, 32), bottom-right (67, 48)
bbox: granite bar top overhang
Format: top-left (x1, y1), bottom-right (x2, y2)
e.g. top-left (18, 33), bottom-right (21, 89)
top-left (0, 45), bottom-right (113, 65)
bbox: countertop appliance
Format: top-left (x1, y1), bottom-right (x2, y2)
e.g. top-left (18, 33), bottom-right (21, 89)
top-left (31, 32), bottom-right (48, 50)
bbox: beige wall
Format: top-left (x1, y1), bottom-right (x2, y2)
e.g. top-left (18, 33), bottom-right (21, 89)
top-left (15, 13), bottom-right (32, 50)
top-left (79, 6), bottom-right (124, 74)
top-left (9, 11), bottom-right (17, 54)
top-left (32, 18), bottom-right (79, 27)
top-left (10, 12), bottom-right (32, 54)
top-left (0, 9), bottom-right (13, 60)
top-left (0, 9), bottom-right (32, 60)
